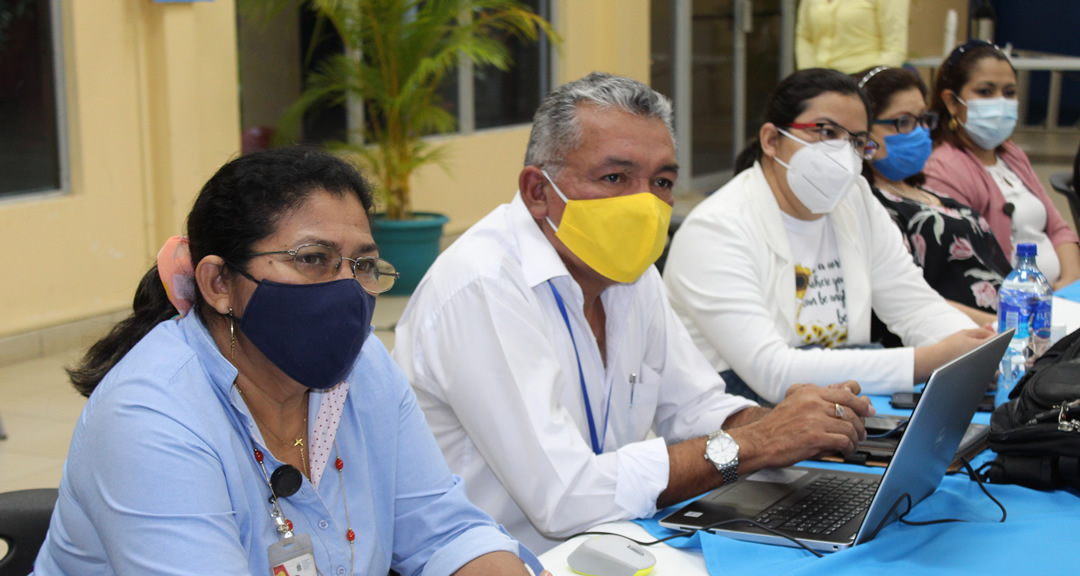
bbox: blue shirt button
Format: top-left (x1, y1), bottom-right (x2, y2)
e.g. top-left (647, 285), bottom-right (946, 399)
top-left (336, 566), bottom-right (347, 576)
top-left (318, 519), bottom-right (329, 530)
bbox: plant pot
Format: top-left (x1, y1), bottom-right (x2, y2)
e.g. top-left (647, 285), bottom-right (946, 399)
top-left (370, 212), bottom-right (449, 295)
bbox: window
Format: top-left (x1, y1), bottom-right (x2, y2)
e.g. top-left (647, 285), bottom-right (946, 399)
top-left (472, 0), bottom-right (551, 130)
top-left (237, 1), bottom-right (551, 146)
top-left (0, 0), bottom-right (66, 198)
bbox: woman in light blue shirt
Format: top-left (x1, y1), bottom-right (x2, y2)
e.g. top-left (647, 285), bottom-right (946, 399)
top-left (34, 148), bottom-right (543, 576)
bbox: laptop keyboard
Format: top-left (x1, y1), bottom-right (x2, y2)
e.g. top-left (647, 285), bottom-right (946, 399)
top-left (753, 474), bottom-right (881, 536)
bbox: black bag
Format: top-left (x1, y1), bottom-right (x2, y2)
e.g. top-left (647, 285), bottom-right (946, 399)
top-left (985, 327), bottom-right (1080, 490)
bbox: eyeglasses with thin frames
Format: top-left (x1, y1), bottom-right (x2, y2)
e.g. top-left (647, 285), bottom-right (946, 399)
top-left (872, 112), bottom-right (939, 134)
top-left (784, 121), bottom-right (879, 160)
top-left (245, 244), bottom-right (399, 294)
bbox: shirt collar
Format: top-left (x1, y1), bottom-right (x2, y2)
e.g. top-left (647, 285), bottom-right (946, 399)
top-left (179, 310), bottom-right (239, 396)
top-left (509, 192), bottom-right (573, 288)
top-left (748, 162), bottom-right (794, 262)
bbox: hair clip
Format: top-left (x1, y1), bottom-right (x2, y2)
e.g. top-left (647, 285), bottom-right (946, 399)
top-left (859, 66), bottom-right (890, 89)
top-left (942, 40), bottom-right (1008, 79)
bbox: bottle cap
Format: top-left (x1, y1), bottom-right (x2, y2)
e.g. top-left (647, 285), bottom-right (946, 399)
top-left (1017, 242), bottom-right (1038, 257)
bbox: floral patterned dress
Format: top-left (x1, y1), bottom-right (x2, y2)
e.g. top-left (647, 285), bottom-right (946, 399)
top-left (872, 185), bottom-right (1012, 315)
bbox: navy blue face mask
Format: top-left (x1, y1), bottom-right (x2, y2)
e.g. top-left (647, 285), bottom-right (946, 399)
top-left (872, 125), bottom-right (933, 182)
top-left (236, 278), bottom-right (375, 390)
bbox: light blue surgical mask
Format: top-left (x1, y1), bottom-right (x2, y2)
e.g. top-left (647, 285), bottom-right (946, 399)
top-left (958, 96), bottom-right (1018, 150)
top-left (873, 126), bottom-right (933, 181)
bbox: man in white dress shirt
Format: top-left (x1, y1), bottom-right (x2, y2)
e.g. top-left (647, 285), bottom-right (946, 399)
top-left (393, 72), bottom-right (875, 553)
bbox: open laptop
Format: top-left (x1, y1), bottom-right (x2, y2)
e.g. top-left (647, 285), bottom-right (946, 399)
top-left (659, 330), bottom-right (1012, 552)
top-left (818, 414), bottom-right (989, 472)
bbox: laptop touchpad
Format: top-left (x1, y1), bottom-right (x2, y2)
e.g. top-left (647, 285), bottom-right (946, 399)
top-left (706, 469), bottom-right (809, 516)
top-left (745, 468), bottom-right (808, 484)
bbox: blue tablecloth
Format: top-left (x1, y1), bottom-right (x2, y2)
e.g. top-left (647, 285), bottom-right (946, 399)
top-left (1053, 278), bottom-right (1080, 303)
top-left (634, 395), bottom-right (1080, 575)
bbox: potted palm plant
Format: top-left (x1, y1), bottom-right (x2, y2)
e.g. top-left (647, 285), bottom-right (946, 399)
top-left (252, 0), bottom-right (555, 293)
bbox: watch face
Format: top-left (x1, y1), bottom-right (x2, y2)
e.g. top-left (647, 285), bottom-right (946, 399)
top-left (707, 433), bottom-right (738, 464)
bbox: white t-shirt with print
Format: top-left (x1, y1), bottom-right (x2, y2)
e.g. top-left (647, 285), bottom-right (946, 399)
top-left (782, 212), bottom-right (849, 348)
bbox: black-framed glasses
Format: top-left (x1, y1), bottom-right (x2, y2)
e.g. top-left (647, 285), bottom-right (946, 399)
top-left (872, 112), bottom-right (939, 134)
top-left (247, 244), bottom-right (399, 294)
top-left (785, 122), bottom-right (879, 160)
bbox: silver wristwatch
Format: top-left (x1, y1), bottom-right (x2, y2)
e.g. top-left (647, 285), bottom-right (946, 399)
top-left (704, 429), bottom-right (740, 485)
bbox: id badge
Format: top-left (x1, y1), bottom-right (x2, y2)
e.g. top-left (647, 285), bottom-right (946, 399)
top-left (267, 533), bottom-right (318, 576)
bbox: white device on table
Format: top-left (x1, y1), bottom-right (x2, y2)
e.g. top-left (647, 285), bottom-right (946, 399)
top-left (566, 534), bottom-right (656, 576)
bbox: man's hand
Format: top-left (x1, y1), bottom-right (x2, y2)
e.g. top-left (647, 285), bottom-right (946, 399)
top-left (727, 382), bottom-right (875, 472)
top-left (658, 381), bottom-right (875, 507)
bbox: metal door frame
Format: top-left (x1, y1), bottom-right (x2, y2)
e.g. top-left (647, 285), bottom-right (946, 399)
top-left (670, 0), bottom-right (796, 195)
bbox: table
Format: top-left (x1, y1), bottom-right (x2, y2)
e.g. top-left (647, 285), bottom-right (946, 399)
top-left (1052, 294), bottom-right (1080, 333)
top-left (541, 401), bottom-right (1078, 575)
top-left (539, 331), bottom-right (1080, 576)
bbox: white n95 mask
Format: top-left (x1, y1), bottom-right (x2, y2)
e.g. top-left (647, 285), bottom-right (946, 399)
top-left (775, 129), bottom-right (860, 214)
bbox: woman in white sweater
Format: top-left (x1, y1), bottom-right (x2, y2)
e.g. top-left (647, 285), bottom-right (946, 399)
top-left (663, 68), bottom-right (991, 404)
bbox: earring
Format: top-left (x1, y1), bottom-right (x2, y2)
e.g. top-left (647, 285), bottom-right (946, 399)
top-left (948, 116), bottom-right (959, 131)
top-left (228, 307), bottom-right (236, 360)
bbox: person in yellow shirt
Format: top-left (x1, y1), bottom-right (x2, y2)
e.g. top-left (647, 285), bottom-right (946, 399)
top-left (796, 0), bottom-right (909, 74)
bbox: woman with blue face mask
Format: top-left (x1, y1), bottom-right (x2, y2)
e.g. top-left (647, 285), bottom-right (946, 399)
top-left (34, 148), bottom-right (547, 576)
top-left (855, 65), bottom-right (1011, 332)
top-left (663, 68), bottom-right (991, 405)
top-left (923, 41), bottom-right (1080, 290)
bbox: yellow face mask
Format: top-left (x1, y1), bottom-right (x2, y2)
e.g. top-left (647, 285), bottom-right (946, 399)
top-left (542, 170), bottom-right (673, 283)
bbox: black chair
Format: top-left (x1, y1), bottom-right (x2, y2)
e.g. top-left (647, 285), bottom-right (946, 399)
top-left (0, 488), bottom-right (58, 576)
top-left (1050, 140), bottom-right (1080, 233)
top-left (1049, 171), bottom-right (1080, 234)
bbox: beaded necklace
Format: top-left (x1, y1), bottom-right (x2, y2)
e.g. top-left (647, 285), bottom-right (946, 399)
top-left (239, 387), bottom-right (355, 576)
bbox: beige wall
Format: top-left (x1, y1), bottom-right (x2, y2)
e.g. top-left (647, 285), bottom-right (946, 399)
top-left (0, 0), bottom-right (241, 338)
top-left (909, 0), bottom-right (969, 60)
top-left (557, 0), bottom-right (651, 85)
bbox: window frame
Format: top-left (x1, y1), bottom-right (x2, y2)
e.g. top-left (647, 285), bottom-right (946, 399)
top-left (0, 0), bottom-right (70, 203)
top-left (453, 0), bottom-right (555, 136)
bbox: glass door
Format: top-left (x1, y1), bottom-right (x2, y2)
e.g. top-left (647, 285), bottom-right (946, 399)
top-left (689, 0), bottom-right (737, 184)
top-left (651, 0), bottom-right (791, 194)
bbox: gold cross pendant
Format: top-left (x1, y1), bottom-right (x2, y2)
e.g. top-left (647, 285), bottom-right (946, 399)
top-left (294, 438), bottom-right (304, 447)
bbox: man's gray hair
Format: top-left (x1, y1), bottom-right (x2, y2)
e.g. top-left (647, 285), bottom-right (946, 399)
top-left (524, 72), bottom-right (675, 178)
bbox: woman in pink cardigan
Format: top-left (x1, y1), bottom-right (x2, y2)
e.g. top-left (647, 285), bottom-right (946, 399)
top-left (923, 41), bottom-right (1080, 289)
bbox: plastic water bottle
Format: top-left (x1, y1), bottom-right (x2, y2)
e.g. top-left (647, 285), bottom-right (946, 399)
top-left (997, 316), bottom-right (1031, 407)
top-left (997, 243), bottom-right (1052, 357)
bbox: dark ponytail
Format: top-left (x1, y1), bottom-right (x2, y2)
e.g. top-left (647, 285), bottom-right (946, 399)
top-left (67, 267), bottom-right (179, 397)
top-left (67, 147), bottom-right (375, 397)
top-left (734, 68), bottom-right (871, 176)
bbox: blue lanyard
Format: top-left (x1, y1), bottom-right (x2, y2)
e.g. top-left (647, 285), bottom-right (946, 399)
top-left (549, 281), bottom-right (611, 455)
